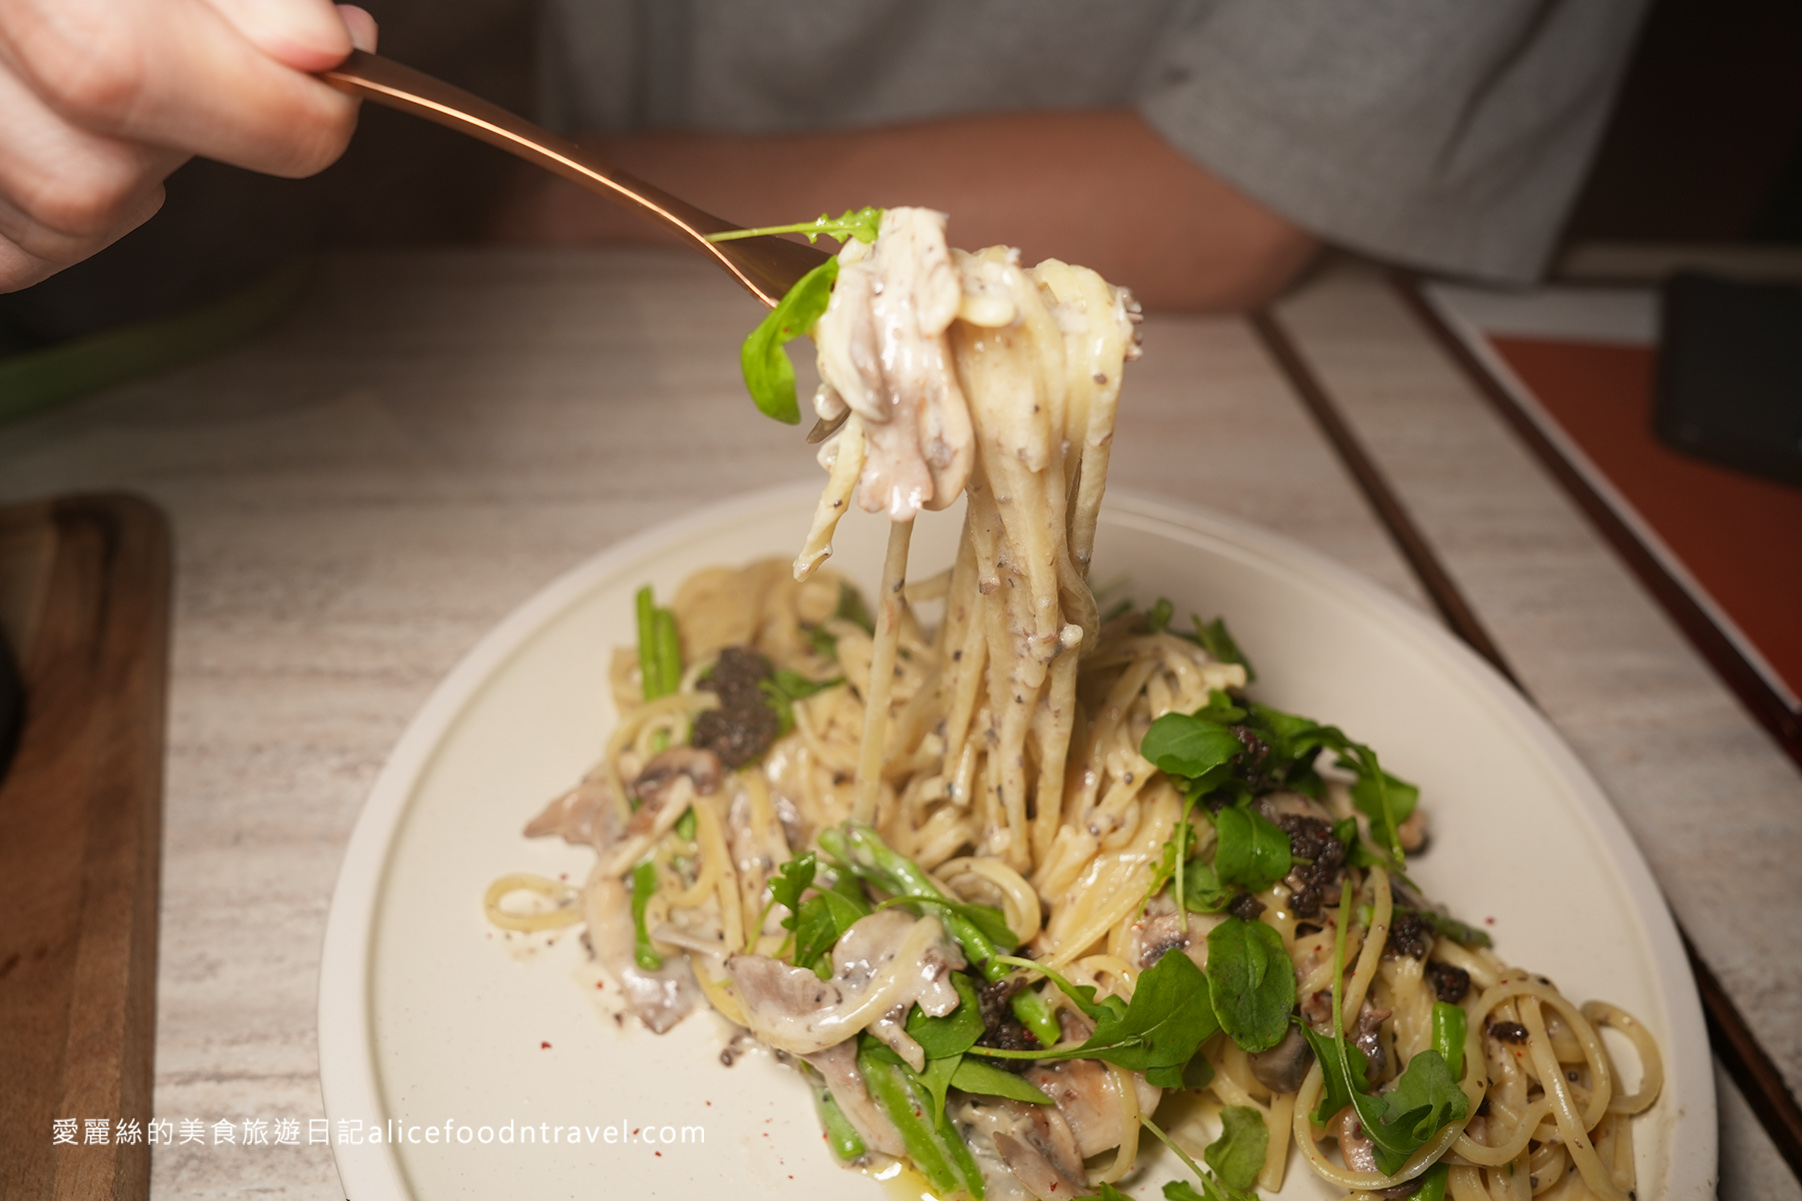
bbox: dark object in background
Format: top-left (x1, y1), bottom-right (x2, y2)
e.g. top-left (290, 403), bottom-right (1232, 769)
top-left (1654, 273), bottom-right (1802, 487)
top-left (0, 631), bottom-right (18, 784)
top-left (0, 0), bottom-right (535, 357)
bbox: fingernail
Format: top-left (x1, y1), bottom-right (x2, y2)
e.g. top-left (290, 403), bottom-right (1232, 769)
top-left (337, 5), bottom-right (378, 54)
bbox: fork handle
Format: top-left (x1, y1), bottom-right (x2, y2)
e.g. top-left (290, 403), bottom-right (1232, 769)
top-left (320, 51), bottom-right (825, 307)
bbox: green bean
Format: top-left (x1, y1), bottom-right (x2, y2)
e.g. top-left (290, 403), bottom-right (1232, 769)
top-left (635, 586), bottom-right (661, 702)
top-left (824, 823), bottom-right (1008, 982)
top-left (630, 860), bottom-right (661, 970)
top-left (856, 1041), bottom-right (984, 1199)
top-left (1415, 1161), bottom-right (1449, 1201)
top-left (654, 607), bottom-right (682, 695)
top-left (1431, 1001), bottom-right (1466, 1080)
top-left (635, 585), bottom-right (684, 702)
top-left (1010, 989), bottom-right (1060, 1048)
top-left (808, 1080), bottom-right (866, 1162)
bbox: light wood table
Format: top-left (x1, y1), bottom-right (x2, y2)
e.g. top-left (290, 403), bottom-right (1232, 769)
top-left (0, 247), bottom-right (1793, 1198)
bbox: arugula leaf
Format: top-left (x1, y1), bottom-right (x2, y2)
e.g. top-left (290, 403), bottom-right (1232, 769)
top-left (1301, 1024), bottom-right (1369, 1126)
top-left (1212, 804), bottom-right (1293, 892)
top-left (1141, 713), bottom-right (1243, 780)
top-left (998, 956), bottom-right (1124, 1025)
top-left (905, 973), bottom-right (985, 1059)
top-left (706, 206), bottom-right (884, 245)
top-left (1205, 1106), bottom-right (1268, 1191)
top-left (739, 258), bottom-right (838, 425)
top-left (1367, 1049), bottom-right (1467, 1172)
top-left (1204, 918), bottom-right (1295, 1053)
top-left (1192, 688), bottom-right (1248, 725)
top-left (1144, 1112), bottom-right (1260, 1201)
top-left (1145, 1052), bottom-right (1215, 1090)
top-left (768, 852), bottom-right (816, 919)
top-left (1065, 946), bottom-right (1219, 1071)
top-left (761, 669), bottom-right (845, 734)
top-left (1193, 616), bottom-right (1256, 682)
top-left (1080, 1185), bottom-right (1132, 1201)
top-left (1148, 597), bottom-right (1175, 633)
top-left (978, 950), bottom-right (1215, 1073)
top-left (1162, 1174), bottom-right (1258, 1201)
top-left (949, 1058), bottom-right (1052, 1104)
top-left (917, 1052), bottom-right (962, 1125)
top-left (1303, 1035), bottom-right (1469, 1174)
top-left (791, 887), bottom-right (870, 977)
top-left (1180, 858), bottom-right (1234, 913)
top-left (1345, 751), bottom-right (1418, 863)
top-left (1304, 880), bottom-right (1468, 1175)
top-left (837, 580), bottom-right (874, 633)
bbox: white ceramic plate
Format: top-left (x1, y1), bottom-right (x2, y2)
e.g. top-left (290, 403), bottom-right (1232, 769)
top-left (318, 483), bottom-right (1713, 1200)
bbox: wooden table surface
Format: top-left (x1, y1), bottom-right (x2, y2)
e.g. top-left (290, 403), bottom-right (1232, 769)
top-left (0, 247), bottom-right (1794, 1198)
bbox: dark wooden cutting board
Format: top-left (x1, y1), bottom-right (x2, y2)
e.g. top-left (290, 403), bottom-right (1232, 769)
top-left (0, 495), bottom-right (170, 1200)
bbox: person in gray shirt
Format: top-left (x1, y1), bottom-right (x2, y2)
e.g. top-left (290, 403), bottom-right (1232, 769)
top-left (0, 0), bottom-right (1646, 312)
top-left (504, 0), bottom-right (1649, 308)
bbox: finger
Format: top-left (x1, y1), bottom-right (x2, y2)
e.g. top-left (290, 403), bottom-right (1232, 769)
top-left (0, 235), bottom-right (61, 292)
top-left (0, 59), bottom-right (180, 266)
top-left (337, 5), bottom-right (378, 54)
top-left (199, 0), bottom-right (350, 72)
top-left (0, 0), bottom-right (363, 178)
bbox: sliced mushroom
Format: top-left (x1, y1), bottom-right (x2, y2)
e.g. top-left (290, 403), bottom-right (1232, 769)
top-left (1353, 1001), bottom-right (1394, 1084)
top-left (1329, 1107), bottom-right (1379, 1173)
top-left (593, 748), bottom-right (723, 877)
top-left (802, 1040), bottom-right (906, 1158)
top-left (523, 769), bottom-right (624, 852)
top-left (584, 876), bottom-right (698, 1034)
top-left (1248, 1024), bottom-right (1316, 1094)
top-left (629, 746), bottom-right (722, 811)
top-left (725, 911), bottom-right (962, 1056)
top-left (959, 1098), bottom-right (1088, 1201)
top-left (1020, 1059), bottom-right (1158, 1158)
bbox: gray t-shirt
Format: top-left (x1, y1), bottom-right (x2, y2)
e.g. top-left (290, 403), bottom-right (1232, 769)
top-left (539, 0), bottom-right (1648, 284)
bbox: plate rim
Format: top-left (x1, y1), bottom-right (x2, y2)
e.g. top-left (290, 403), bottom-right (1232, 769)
top-left (316, 480), bottom-right (1714, 1198)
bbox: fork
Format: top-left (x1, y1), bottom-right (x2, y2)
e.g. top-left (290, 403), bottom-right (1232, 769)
top-left (319, 51), bottom-right (830, 309)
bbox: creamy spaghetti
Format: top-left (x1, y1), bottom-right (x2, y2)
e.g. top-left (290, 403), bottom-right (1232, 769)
top-left (491, 209), bottom-right (1663, 1200)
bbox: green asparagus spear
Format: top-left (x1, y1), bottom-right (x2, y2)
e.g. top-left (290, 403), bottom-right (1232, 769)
top-left (630, 860), bottom-right (661, 970)
top-left (857, 1040), bottom-right (985, 1199)
top-left (822, 824), bottom-right (1006, 975)
top-left (1431, 1001), bottom-right (1466, 1081)
top-left (808, 1079), bottom-right (867, 1162)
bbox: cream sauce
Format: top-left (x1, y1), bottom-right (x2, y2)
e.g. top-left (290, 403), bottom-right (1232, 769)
top-left (724, 910), bottom-right (963, 1057)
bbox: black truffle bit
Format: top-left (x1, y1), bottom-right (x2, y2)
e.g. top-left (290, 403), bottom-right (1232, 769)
top-left (975, 975), bottom-right (1038, 1057)
top-left (1384, 911), bottom-right (1434, 960)
top-left (1278, 814), bottom-right (1346, 917)
top-left (1487, 1020), bottom-right (1530, 1045)
top-left (1227, 891), bottom-right (1267, 921)
top-left (1426, 960), bottom-right (1471, 1003)
top-left (690, 646), bottom-right (782, 769)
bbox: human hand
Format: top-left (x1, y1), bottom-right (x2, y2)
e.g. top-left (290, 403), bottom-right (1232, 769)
top-left (0, 0), bottom-right (377, 292)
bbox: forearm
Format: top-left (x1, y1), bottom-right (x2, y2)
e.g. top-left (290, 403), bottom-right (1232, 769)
top-left (489, 109), bottom-right (1317, 312)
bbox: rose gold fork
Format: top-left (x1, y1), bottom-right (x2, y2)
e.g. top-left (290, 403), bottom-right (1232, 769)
top-left (319, 51), bottom-right (829, 309)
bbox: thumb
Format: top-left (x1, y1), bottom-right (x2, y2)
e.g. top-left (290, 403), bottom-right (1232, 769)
top-left (198, 0), bottom-right (365, 72)
top-left (337, 5), bottom-right (378, 53)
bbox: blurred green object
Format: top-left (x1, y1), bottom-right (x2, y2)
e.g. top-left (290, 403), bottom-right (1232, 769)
top-left (0, 259), bottom-right (311, 425)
